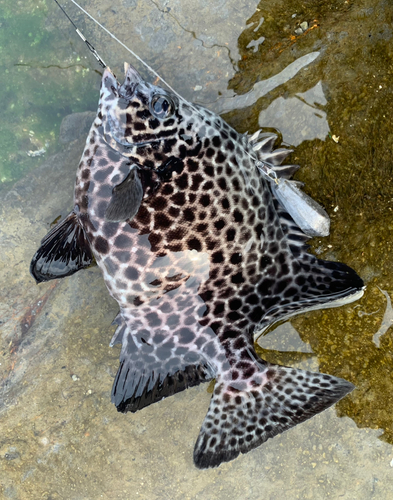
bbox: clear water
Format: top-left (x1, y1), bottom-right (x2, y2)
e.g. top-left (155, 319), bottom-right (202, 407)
top-left (0, 0), bottom-right (99, 187)
top-left (1, 0), bottom-right (393, 498)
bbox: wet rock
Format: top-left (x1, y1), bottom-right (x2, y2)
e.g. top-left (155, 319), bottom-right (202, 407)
top-left (59, 112), bottom-right (96, 144)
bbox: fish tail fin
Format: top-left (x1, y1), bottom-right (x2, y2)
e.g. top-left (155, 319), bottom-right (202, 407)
top-left (193, 364), bottom-right (354, 469)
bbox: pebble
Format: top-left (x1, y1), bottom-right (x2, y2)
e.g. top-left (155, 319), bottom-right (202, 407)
top-left (295, 21), bottom-right (309, 35)
top-left (71, 374), bottom-right (80, 381)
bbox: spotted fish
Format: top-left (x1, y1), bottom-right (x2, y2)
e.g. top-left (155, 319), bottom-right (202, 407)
top-left (30, 65), bottom-right (364, 469)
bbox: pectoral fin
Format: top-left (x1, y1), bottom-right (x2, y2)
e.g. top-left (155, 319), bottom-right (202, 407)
top-left (105, 165), bottom-right (143, 222)
top-left (30, 211), bottom-right (93, 283)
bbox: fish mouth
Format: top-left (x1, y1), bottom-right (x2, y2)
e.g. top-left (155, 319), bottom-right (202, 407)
top-left (102, 65), bottom-right (164, 149)
top-left (102, 65), bottom-right (142, 97)
top-left (121, 65), bottom-right (143, 94)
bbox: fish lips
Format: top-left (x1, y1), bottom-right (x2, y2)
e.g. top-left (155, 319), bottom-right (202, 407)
top-left (101, 65), bottom-right (144, 105)
top-left (101, 67), bottom-right (120, 100)
top-left (120, 64), bottom-right (144, 98)
top-left (100, 66), bottom-right (162, 150)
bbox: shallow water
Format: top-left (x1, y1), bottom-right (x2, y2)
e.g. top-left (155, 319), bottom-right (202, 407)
top-left (1, 0), bottom-right (393, 498)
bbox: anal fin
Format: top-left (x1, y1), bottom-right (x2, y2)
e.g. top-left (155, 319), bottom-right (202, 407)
top-left (111, 323), bottom-right (214, 413)
top-left (30, 210), bottom-right (93, 283)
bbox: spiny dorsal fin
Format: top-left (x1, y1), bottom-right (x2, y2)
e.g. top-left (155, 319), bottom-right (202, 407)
top-left (248, 129), bottom-right (261, 143)
top-left (261, 148), bottom-right (293, 166)
top-left (248, 132), bottom-right (297, 178)
top-left (250, 133), bottom-right (296, 177)
top-left (270, 163), bottom-right (300, 179)
top-left (250, 132), bottom-right (329, 237)
top-left (251, 134), bottom-right (277, 152)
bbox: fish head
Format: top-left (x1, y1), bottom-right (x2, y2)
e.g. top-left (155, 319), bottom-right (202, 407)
top-left (98, 64), bottom-right (202, 159)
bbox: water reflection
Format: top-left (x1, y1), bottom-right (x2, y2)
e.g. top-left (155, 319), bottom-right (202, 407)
top-left (372, 288), bottom-right (393, 348)
top-left (215, 51), bottom-right (320, 114)
top-left (258, 81), bottom-right (330, 146)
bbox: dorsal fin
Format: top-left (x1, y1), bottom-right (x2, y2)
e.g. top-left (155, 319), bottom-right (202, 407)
top-left (273, 197), bottom-right (310, 247)
top-left (250, 133), bottom-right (277, 153)
top-left (250, 132), bottom-right (297, 178)
top-left (248, 131), bottom-right (310, 241)
top-left (249, 130), bottom-right (330, 237)
top-left (260, 148), bottom-right (293, 166)
top-left (270, 163), bottom-right (300, 179)
top-left (30, 211), bottom-right (93, 283)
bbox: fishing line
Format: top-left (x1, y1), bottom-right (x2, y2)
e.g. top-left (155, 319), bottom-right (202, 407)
top-left (52, 0), bottom-right (261, 163)
top-left (53, 0), bottom-right (107, 68)
top-left (67, 0), bottom-right (186, 105)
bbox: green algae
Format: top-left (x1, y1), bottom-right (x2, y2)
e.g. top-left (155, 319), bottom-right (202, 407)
top-left (226, 0), bottom-right (393, 448)
top-left (0, 0), bottom-right (100, 187)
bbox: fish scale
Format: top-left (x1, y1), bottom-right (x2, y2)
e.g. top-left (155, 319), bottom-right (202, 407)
top-left (31, 65), bottom-right (364, 469)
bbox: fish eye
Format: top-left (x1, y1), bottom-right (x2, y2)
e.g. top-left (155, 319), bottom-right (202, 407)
top-left (150, 94), bottom-right (174, 119)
